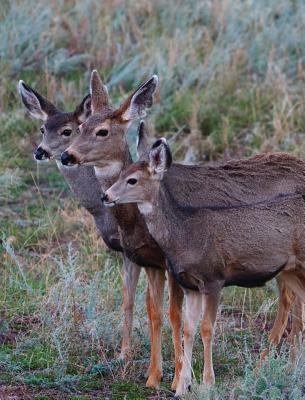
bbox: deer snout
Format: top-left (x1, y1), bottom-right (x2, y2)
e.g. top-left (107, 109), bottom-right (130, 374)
top-left (34, 146), bottom-right (50, 161)
top-left (101, 191), bottom-right (117, 207)
top-left (61, 151), bottom-right (77, 166)
top-left (101, 193), bottom-right (109, 203)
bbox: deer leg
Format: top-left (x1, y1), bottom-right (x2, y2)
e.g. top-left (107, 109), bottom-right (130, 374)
top-left (167, 272), bottom-right (184, 391)
top-left (144, 283), bottom-right (152, 378)
top-left (119, 254), bottom-right (141, 360)
top-left (200, 289), bottom-right (221, 386)
top-left (259, 276), bottom-right (296, 364)
top-left (277, 270), bottom-right (305, 359)
top-left (145, 267), bottom-right (166, 389)
top-left (268, 276), bottom-right (295, 348)
top-left (176, 290), bottom-right (202, 397)
top-left (279, 271), bottom-right (305, 303)
top-left (288, 297), bottom-right (304, 363)
top-left (288, 297), bottom-right (304, 344)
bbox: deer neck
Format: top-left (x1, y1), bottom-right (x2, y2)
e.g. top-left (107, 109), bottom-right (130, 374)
top-left (138, 182), bottom-right (171, 247)
top-left (56, 160), bottom-right (102, 211)
top-left (94, 149), bottom-right (132, 192)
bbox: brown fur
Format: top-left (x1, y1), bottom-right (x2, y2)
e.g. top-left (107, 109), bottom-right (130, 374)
top-left (63, 71), bottom-right (183, 390)
top-left (105, 136), bottom-right (305, 394)
top-left (18, 82), bottom-right (141, 364)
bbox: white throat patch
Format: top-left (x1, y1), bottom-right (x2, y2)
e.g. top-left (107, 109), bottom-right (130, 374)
top-left (94, 162), bottom-right (123, 179)
top-left (138, 202), bottom-right (153, 215)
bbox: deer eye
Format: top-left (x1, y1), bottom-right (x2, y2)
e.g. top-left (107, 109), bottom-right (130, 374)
top-left (127, 178), bottom-right (138, 186)
top-left (40, 127), bottom-right (45, 134)
top-left (96, 129), bottom-right (109, 137)
top-left (62, 129), bottom-right (72, 137)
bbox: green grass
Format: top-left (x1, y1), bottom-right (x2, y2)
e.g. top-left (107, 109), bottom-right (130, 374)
top-left (1, 0), bottom-right (305, 398)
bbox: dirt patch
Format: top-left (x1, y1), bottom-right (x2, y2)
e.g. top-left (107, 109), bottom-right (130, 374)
top-left (0, 385), bottom-right (105, 400)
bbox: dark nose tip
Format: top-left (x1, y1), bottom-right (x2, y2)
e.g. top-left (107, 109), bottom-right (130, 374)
top-left (101, 193), bottom-right (109, 203)
top-left (34, 146), bottom-right (49, 160)
top-left (61, 151), bottom-right (76, 166)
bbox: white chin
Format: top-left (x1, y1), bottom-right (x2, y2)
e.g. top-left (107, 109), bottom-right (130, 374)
top-left (104, 201), bottom-right (117, 208)
top-left (35, 158), bottom-right (49, 163)
top-left (62, 163), bottom-right (79, 169)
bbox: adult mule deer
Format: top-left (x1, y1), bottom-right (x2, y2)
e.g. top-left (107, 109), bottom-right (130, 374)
top-left (18, 81), bottom-right (141, 364)
top-left (104, 129), bottom-right (305, 395)
top-left (60, 71), bottom-right (184, 390)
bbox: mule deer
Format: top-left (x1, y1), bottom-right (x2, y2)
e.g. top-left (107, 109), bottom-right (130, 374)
top-left (18, 81), bottom-right (142, 363)
top-left (59, 68), bottom-right (303, 366)
top-left (104, 131), bottom-right (305, 395)
top-left (58, 72), bottom-right (185, 390)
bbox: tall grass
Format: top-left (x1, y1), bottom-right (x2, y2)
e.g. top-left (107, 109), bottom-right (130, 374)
top-left (1, 0), bottom-right (305, 398)
top-left (2, 0), bottom-right (305, 159)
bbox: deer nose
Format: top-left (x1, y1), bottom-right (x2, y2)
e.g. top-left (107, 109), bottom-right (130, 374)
top-left (101, 193), bottom-right (109, 203)
top-left (34, 146), bottom-right (49, 160)
top-left (61, 151), bottom-right (76, 166)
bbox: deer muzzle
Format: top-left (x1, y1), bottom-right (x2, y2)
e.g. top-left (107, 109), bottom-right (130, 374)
top-left (61, 151), bottom-right (77, 166)
top-left (34, 146), bottom-right (50, 161)
top-left (101, 192), bottom-right (118, 207)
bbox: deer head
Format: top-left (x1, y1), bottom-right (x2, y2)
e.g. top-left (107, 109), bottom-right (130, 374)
top-left (103, 124), bottom-right (172, 208)
top-left (60, 70), bottom-right (158, 171)
top-left (18, 81), bottom-right (91, 161)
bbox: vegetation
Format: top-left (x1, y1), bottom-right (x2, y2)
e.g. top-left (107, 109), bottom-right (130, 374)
top-left (1, 0), bottom-right (305, 398)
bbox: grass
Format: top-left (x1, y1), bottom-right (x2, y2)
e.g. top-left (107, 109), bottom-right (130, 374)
top-left (1, 0), bottom-right (305, 398)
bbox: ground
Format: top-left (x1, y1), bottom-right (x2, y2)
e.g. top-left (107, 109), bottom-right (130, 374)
top-left (2, 1), bottom-right (305, 398)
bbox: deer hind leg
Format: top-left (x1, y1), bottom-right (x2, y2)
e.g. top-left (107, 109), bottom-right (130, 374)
top-left (287, 296), bottom-right (304, 363)
top-left (145, 267), bottom-right (166, 389)
top-left (176, 290), bottom-right (202, 397)
top-left (288, 297), bottom-right (304, 345)
top-left (269, 276), bottom-right (295, 348)
top-left (259, 276), bottom-right (295, 364)
top-left (119, 254), bottom-right (141, 360)
top-left (201, 289), bottom-right (221, 386)
top-left (167, 272), bottom-right (184, 391)
top-left (277, 270), bottom-right (305, 358)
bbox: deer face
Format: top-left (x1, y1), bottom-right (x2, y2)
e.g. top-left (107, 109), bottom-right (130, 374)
top-left (103, 128), bottom-right (172, 211)
top-left (18, 81), bottom-right (91, 161)
top-left (61, 70), bottom-right (158, 170)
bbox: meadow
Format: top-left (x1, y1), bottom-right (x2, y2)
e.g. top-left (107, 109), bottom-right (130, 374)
top-left (1, 0), bottom-right (305, 398)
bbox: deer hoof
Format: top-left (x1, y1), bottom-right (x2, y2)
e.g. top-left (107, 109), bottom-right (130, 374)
top-left (145, 371), bottom-right (162, 389)
top-left (203, 371), bottom-right (215, 385)
top-left (175, 377), bottom-right (191, 397)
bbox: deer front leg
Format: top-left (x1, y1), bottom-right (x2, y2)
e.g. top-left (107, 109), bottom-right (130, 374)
top-left (119, 254), bottom-right (141, 360)
top-left (145, 267), bottom-right (166, 389)
top-left (200, 289), bottom-right (221, 386)
top-left (176, 290), bottom-right (202, 397)
top-left (167, 272), bottom-right (184, 391)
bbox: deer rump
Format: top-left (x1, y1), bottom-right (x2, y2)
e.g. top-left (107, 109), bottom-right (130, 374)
top-left (158, 190), bottom-right (305, 293)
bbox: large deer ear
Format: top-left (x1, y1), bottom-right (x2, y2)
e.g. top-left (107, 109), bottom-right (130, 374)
top-left (74, 94), bottom-right (91, 123)
top-left (90, 70), bottom-right (110, 114)
top-left (18, 80), bottom-right (58, 121)
top-left (149, 138), bottom-right (172, 179)
top-left (137, 121), bottom-right (150, 159)
top-left (115, 75), bottom-right (158, 123)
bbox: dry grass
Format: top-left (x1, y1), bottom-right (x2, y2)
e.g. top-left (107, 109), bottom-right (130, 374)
top-left (1, 0), bottom-right (305, 398)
